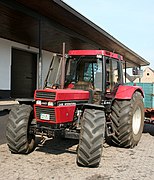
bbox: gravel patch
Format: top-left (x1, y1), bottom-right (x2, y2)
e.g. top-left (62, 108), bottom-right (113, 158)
top-left (0, 125), bottom-right (154, 180)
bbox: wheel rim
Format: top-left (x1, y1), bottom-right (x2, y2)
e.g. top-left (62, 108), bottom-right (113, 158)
top-left (132, 107), bottom-right (142, 135)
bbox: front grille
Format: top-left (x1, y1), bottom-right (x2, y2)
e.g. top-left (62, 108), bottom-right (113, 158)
top-left (35, 106), bottom-right (56, 121)
top-left (36, 91), bottom-right (56, 100)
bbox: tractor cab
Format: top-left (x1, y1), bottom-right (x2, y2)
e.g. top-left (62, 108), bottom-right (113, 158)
top-left (65, 50), bottom-right (124, 101)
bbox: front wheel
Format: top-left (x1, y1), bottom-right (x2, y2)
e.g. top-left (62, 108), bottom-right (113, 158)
top-left (6, 104), bottom-right (35, 154)
top-left (77, 109), bottom-right (105, 167)
top-left (110, 91), bottom-right (144, 148)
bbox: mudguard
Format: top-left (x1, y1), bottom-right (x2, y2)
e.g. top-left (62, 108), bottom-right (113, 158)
top-left (115, 85), bottom-right (144, 100)
top-left (84, 103), bottom-right (105, 110)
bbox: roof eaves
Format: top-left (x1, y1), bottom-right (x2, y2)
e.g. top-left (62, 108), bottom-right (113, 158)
top-left (54, 0), bottom-right (150, 67)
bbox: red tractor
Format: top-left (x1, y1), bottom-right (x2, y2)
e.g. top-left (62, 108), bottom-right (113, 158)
top-left (6, 50), bottom-right (144, 167)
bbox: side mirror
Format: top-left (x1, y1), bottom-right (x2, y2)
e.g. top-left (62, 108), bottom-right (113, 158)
top-left (132, 67), bottom-right (139, 75)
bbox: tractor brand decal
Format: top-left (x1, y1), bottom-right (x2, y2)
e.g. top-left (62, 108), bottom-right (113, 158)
top-left (58, 102), bottom-right (76, 106)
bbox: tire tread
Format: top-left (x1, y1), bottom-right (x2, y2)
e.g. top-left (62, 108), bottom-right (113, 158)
top-left (77, 109), bottom-right (105, 167)
top-left (6, 104), bottom-right (35, 154)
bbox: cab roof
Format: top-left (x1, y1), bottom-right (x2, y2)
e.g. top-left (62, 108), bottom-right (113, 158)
top-left (68, 50), bottom-right (123, 61)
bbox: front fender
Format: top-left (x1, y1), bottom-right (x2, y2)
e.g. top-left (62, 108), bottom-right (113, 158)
top-left (83, 103), bottom-right (105, 110)
top-left (115, 85), bottom-right (144, 100)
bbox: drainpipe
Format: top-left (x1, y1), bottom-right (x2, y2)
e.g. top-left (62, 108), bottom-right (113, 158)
top-left (139, 66), bottom-right (141, 83)
top-left (125, 61), bottom-right (127, 83)
top-left (38, 18), bottom-right (42, 89)
top-left (60, 42), bottom-right (66, 89)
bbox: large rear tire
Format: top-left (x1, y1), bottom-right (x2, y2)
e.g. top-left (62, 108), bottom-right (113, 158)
top-left (110, 91), bottom-right (144, 148)
top-left (6, 104), bottom-right (35, 154)
top-left (77, 109), bottom-right (105, 167)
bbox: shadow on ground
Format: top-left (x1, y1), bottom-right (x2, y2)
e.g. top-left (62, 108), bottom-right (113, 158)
top-left (143, 123), bottom-right (154, 136)
top-left (0, 110), bottom-right (9, 145)
top-left (35, 137), bottom-right (79, 155)
top-left (0, 109), bottom-right (9, 116)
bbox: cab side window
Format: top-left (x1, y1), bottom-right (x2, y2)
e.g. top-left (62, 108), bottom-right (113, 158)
top-left (106, 59), bottom-right (120, 92)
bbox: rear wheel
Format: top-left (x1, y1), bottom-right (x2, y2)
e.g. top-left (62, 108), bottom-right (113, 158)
top-left (77, 109), bottom-right (105, 167)
top-left (110, 91), bottom-right (144, 148)
top-left (6, 104), bottom-right (35, 154)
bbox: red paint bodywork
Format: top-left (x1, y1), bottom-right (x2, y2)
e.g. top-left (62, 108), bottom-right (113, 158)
top-left (115, 85), bottom-right (144, 99)
top-left (34, 104), bottom-right (76, 124)
top-left (34, 50), bottom-right (143, 124)
top-left (34, 89), bottom-right (89, 124)
top-left (35, 89), bottom-right (89, 101)
top-left (68, 50), bottom-right (123, 61)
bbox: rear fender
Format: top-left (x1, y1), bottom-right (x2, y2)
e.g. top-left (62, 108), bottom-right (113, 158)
top-left (115, 85), bottom-right (144, 100)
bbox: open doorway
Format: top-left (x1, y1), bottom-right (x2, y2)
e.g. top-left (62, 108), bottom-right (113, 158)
top-left (11, 48), bottom-right (37, 98)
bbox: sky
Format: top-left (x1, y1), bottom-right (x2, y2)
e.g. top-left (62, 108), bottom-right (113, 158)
top-left (63, 0), bottom-right (154, 69)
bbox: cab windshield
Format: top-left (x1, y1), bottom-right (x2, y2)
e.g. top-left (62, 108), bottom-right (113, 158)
top-left (65, 56), bottom-right (102, 91)
top-left (65, 55), bottom-right (123, 94)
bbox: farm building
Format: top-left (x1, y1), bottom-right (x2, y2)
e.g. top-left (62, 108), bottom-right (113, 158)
top-left (0, 0), bottom-right (149, 99)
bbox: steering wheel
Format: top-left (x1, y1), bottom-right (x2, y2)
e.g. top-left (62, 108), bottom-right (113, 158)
top-left (51, 83), bottom-right (60, 89)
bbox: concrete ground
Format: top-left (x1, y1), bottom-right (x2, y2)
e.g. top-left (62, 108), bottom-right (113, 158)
top-left (0, 100), bottom-right (18, 111)
top-left (0, 102), bottom-right (154, 180)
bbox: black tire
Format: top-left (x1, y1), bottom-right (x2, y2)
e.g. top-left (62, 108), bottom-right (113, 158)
top-left (77, 109), bottom-right (105, 167)
top-left (6, 104), bottom-right (35, 154)
top-left (110, 91), bottom-right (144, 148)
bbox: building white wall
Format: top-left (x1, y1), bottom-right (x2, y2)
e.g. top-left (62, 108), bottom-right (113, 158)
top-left (0, 37), bottom-right (55, 91)
top-left (141, 67), bottom-right (154, 83)
top-left (0, 39), bottom-right (11, 90)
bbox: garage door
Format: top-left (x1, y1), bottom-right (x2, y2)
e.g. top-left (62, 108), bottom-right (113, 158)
top-left (11, 49), bottom-right (37, 98)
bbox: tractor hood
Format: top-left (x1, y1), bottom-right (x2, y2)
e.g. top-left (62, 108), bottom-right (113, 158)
top-left (34, 88), bottom-right (90, 101)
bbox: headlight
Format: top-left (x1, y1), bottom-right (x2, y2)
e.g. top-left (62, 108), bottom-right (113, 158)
top-left (48, 102), bottom-right (54, 106)
top-left (36, 100), bottom-right (41, 105)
